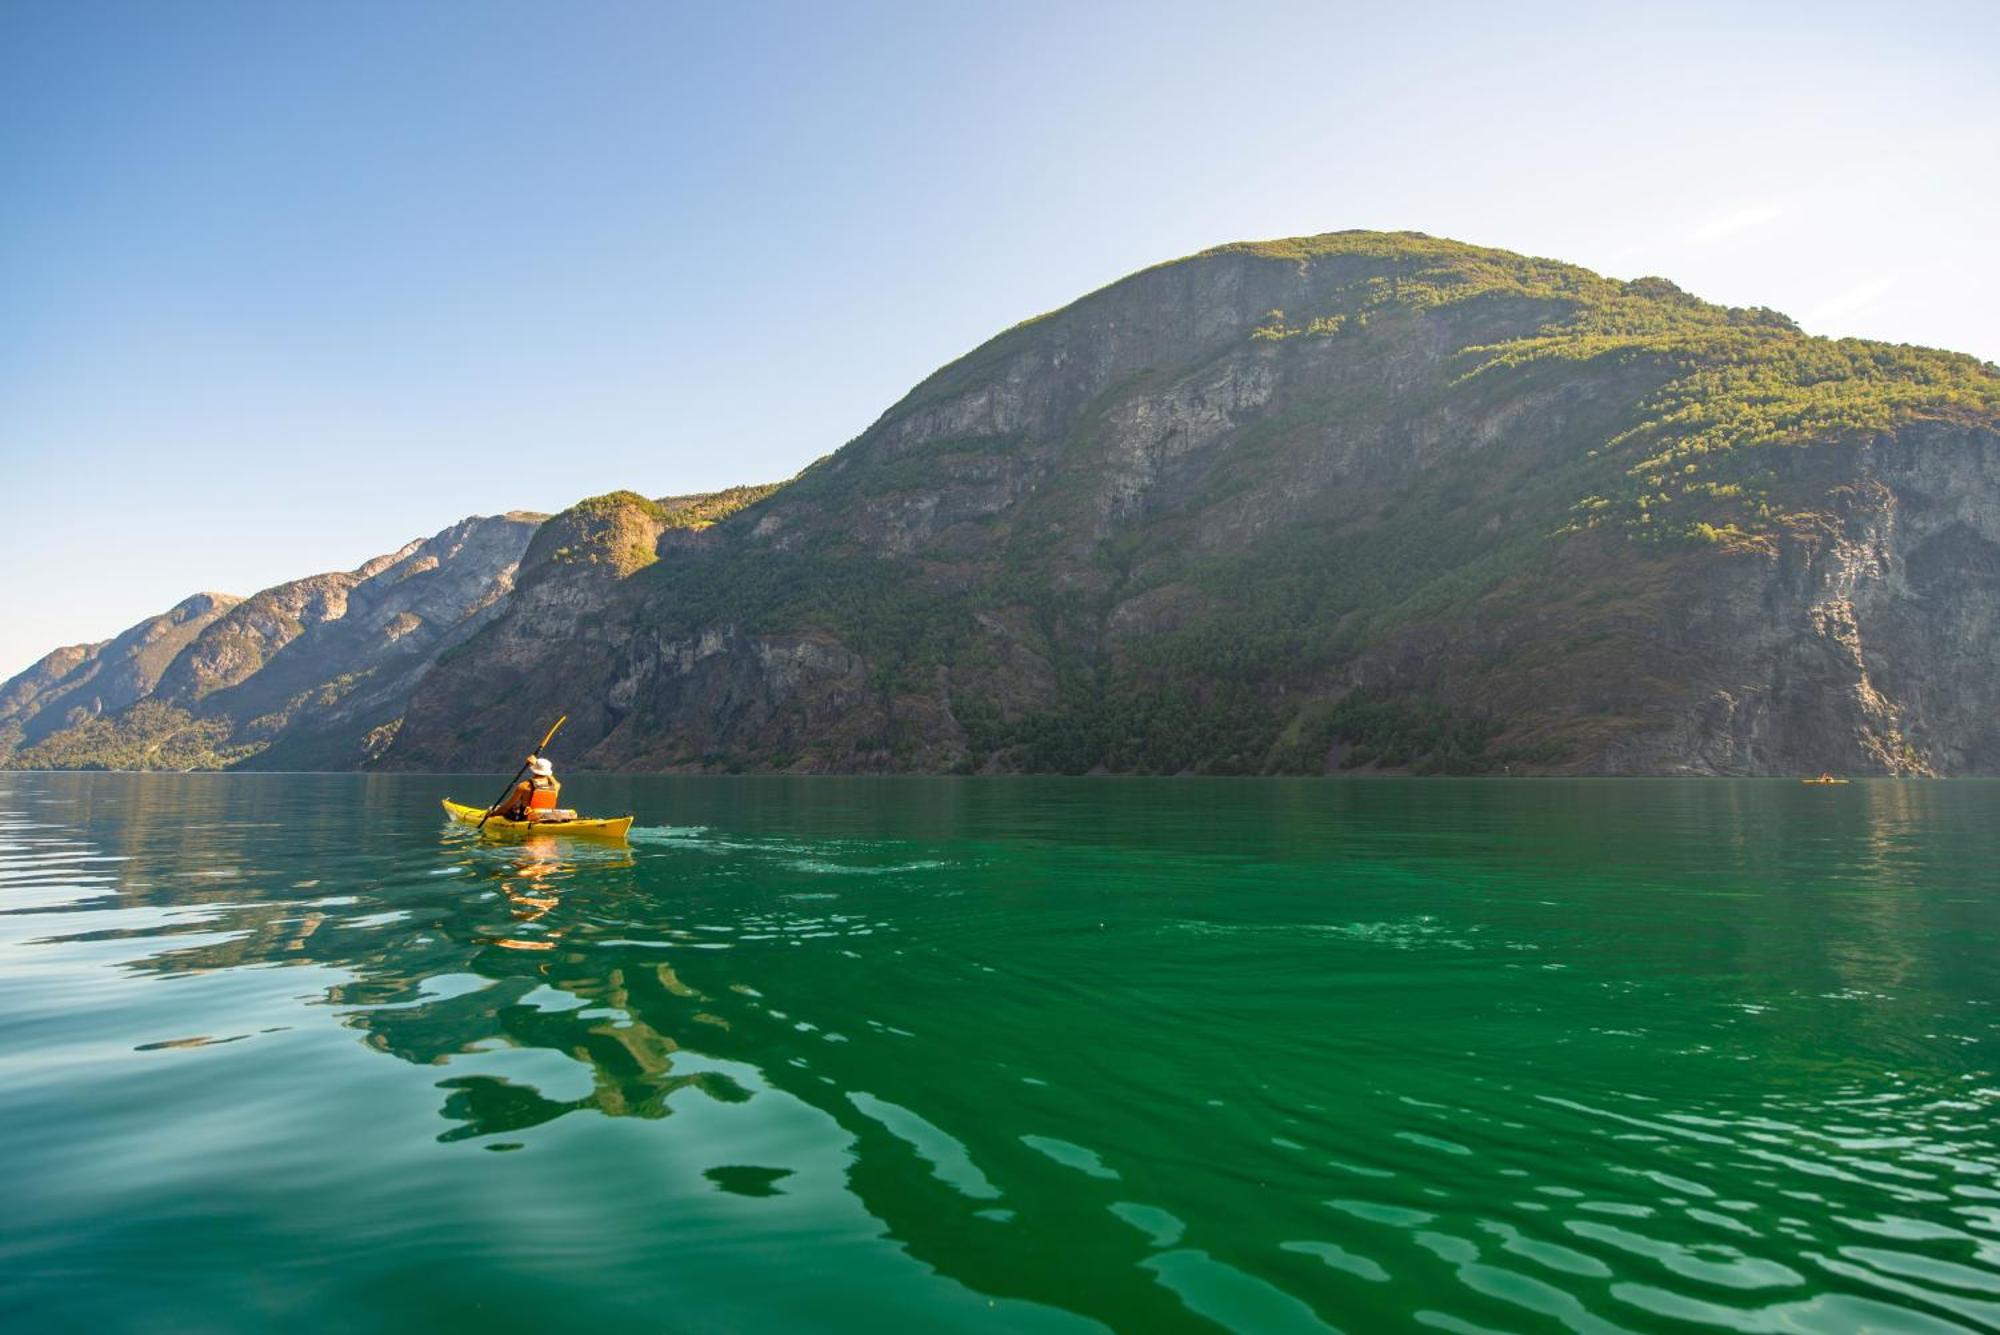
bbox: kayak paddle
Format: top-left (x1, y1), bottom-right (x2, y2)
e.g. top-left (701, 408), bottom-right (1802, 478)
top-left (477, 714), bottom-right (568, 830)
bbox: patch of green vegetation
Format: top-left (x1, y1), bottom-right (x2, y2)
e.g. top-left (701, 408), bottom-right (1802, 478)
top-left (1199, 232), bottom-right (1999, 541)
top-left (654, 483), bottom-right (782, 529)
top-left (549, 485), bottom-right (783, 578)
top-left (1474, 308), bottom-right (1997, 541)
top-left (543, 494), bottom-right (668, 576)
top-left (5, 701), bottom-right (265, 771)
top-left (1314, 692), bottom-right (1502, 774)
top-left (573, 490), bottom-right (671, 523)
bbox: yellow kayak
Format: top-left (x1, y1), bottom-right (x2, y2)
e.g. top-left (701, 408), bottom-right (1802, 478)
top-left (441, 798), bottom-right (634, 841)
top-left (1800, 778), bottom-right (1850, 785)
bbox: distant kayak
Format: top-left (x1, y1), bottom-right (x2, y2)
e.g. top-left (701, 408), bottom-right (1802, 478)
top-left (441, 798), bottom-right (633, 840)
top-left (1800, 778), bottom-right (1850, 785)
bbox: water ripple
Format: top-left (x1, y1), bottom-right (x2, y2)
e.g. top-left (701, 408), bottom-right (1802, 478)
top-left (4, 773), bottom-right (2000, 1333)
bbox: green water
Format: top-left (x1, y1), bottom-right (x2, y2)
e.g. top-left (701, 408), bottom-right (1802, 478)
top-left (3, 775), bottom-right (1998, 1333)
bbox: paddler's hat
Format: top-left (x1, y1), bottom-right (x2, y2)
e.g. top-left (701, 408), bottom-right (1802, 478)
top-left (528, 757), bottom-right (554, 777)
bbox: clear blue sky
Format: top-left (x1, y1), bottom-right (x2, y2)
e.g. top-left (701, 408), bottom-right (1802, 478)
top-left (3, 0), bottom-right (1996, 680)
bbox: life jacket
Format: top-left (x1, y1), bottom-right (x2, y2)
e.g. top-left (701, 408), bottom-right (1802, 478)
top-left (527, 774), bottom-right (560, 811)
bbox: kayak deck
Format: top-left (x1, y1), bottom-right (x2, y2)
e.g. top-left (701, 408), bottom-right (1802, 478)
top-left (442, 798), bottom-right (634, 840)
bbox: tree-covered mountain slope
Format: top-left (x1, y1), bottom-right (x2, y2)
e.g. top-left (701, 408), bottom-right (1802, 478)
top-left (384, 231), bottom-right (2000, 776)
top-left (3, 514), bottom-right (547, 770)
top-left (0, 593), bottom-right (242, 757)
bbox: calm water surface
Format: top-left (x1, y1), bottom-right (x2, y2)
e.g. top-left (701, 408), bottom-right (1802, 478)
top-left (3, 774), bottom-right (1998, 1332)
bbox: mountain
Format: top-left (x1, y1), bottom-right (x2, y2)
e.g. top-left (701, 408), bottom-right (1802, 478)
top-left (383, 231), bottom-right (2000, 776)
top-left (17, 231), bottom-right (2000, 775)
top-left (3, 514), bottom-right (546, 770)
top-left (0, 593), bottom-right (242, 756)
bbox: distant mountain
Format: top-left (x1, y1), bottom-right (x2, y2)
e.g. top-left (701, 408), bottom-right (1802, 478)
top-left (0, 593), bottom-right (241, 755)
top-left (17, 231), bottom-right (2000, 775)
top-left (3, 514), bottom-right (546, 770)
top-left (384, 231), bottom-right (2000, 775)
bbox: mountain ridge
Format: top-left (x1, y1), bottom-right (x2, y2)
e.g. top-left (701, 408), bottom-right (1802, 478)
top-left (12, 230), bottom-right (2000, 774)
top-left (0, 593), bottom-right (244, 757)
top-left (2, 514), bottom-right (549, 770)
top-left (387, 230), bottom-right (2000, 776)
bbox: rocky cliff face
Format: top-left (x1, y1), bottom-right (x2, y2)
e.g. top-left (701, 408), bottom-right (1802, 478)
top-left (1595, 426), bottom-right (2000, 774)
top-left (3, 514), bottom-right (544, 770)
top-left (386, 231), bottom-right (2000, 775)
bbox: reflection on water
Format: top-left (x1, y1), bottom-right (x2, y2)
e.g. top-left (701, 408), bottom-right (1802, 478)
top-left (2, 773), bottom-right (1998, 1332)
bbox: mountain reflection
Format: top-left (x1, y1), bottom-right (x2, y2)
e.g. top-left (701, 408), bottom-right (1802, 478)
top-left (9, 776), bottom-right (1247, 1326)
top-left (356, 834), bottom-right (759, 1140)
top-left (116, 820), bottom-right (775, 1143)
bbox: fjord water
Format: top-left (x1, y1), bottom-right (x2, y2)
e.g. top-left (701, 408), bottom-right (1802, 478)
top-left (3, 777), bottom-right (1997, 1333)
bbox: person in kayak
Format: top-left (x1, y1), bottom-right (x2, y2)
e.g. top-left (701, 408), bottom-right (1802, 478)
top-left (490, 755), bottom-right (562, 822)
